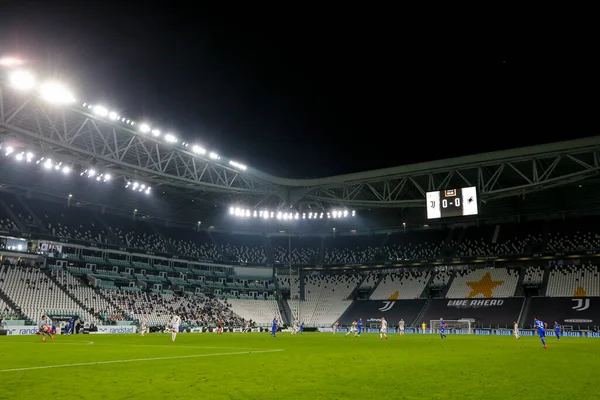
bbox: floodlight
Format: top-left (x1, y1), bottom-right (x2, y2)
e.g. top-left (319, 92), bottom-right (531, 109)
top-left (277, 212), bottom-right (282, 220)
top-left (343, 210), bottom-right (348, 217)
top-left (165, 133), bottom-right (177, 143)
top-left (352, 210), bottom-right (356, 216)
top-left (62, 166), bottom-right (70, 174)
top-left (15, 153), bottom-right (23, 161)
top-left (145, 188), bottom-right (150, 194)
top-left (151, 129), bottom-right (161, 137)
top-left (108, 111), bottom-right (118, 120)
top-left (139, 124), bottom-right (151, 133)
top-left (88, 169), bottom-right (96, 177)
top-left (295, 213), bottom-right (299, 219)
top-left (26, 152), bottom-right (33, 162)
top-left (0, 57), bottom-right (24, 66)
top-left (9, 70), bottom-right (35, 90)
top-left (253, 210), bottom-right (257, 217)
top-left (192, 145), bottom-right (206, 155)
top-left (43, 159), bottom-right (52, 169)
top-left (245, 209), bottom-right (250, 217)
top-left (230, 207), bottom-right (234, 214)
top-left (229, 160), bottom-right (247, 170)
top-left (209, 152), bottom-right (219, 160)
top-left (93, 105), bottom-right (108, 117)
top-left (104, 174), bottom-right (111, 181)
top-left (40, 82), bottom-right (75, 104)
top-left (302, 213), bottom-right (306, 219)
top-left (5, 146), bottom-right (13, 156)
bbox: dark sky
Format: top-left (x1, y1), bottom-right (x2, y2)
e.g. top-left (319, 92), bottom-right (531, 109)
top-left (0, 3), bottom-right (596, 178)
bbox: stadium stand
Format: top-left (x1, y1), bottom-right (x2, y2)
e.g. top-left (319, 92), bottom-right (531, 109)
top-left (546, 263), bottom-right (600, 297)
top-left (220, 299), bottom-right (282, 326)
top-left (323, 235), bottom-right (385, 264)
top-left (212, 233), bottom-right (267, 264)
top-left (289, 274), bottom-right (360, 326)
top-left (0, 265), bottom-right (99, 324)
top-left (0, 206), bottom-right (18, 231)
top-left (445, 267), bottom-right (519, 299)
top-left (369, 271), bottom-right (431, 300)
top-left (272, 236), bottom-right (320, 265)
top-left (523, 266), bottom-right (544, 285)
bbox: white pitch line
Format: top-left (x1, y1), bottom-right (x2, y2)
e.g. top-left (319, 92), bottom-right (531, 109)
top-left (0, 349), bottom-right (283, 373)
top-left (0, 340), bottom-right (95, 345)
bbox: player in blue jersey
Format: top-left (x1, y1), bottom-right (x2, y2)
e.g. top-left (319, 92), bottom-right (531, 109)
top-left (357, 318), bottom-right (364, 336)
top-left (439, 318), bottom-right (447, 339)
top-left (554, 321), bottom-right (561, 341)
top-left (271, 316), bottom-right (278, 337)
top-left (299, 322), bottom-right (304, 333)
top-left (534, 317), bottom-right (547, 349)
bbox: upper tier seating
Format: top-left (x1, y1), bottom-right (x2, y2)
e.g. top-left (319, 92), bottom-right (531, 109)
top-left (546, 264), bottom-right (600, 297)
top-left (212, 233), bottom-right (267, 264)
top-left (370, 271), bottom-right (431, 300)
top-left (272, 236), bottom-right (320, 265)
top-left (445, 267), bottom-right (519, 298)
top-left (155, 226), bottom-right (219, 260)
top-left (102, 215), bottom-right (166, 252)
top-left (383, 231), bottom-right (446, 261)
top-left (324, 235), bottom-right (385, 264)
top-left (23, 198), bottom-right (109, 243)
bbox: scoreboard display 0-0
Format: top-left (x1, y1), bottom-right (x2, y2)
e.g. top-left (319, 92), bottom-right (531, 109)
top-left (426, 186), bottom-right (478, 219)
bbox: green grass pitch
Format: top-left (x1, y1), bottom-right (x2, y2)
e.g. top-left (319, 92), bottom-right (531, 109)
top-left (1, 332), bottom-right (598, 399)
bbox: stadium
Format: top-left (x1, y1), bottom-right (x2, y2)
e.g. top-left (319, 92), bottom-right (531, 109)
top-left (2, 56), bottom-right (600, 398)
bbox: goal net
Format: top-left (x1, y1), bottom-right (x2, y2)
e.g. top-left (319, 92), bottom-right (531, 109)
top-left (430, 319), bottom-right (472, 334)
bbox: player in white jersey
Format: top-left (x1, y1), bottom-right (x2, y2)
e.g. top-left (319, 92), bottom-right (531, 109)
top-left (243, 321), bottom-right (250, 333)
top-left (380, 317), bottom-right (388, 340)
top-left (398, 319), bottom-right (405, 336)
top-left (346, 320), bottom-right (358, 336)
top-left (513, 321), bottom-right (520, 340)
top-left (291, 320), bottom-right (299, 335)
top-left (140, 318), bottom-right (148, 337)
top-left (170, 315), bottom-right (181, 342)
top-left (332, 321), bottom-right (340, 334)
top-left (39, 315), bottom-right (54, 343)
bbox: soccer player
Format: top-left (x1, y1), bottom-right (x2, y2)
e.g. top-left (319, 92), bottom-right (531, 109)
top-left (243, 321), bottom-right (251, 333)
top-left (39, 315), bottom-right (54, 343)
top-left (271, 316), bottom-right (278, 337)
top-left (299, 321), bottom-right (304, 334)
top-left (513, 321), bottom-right (520, 340)
top-left (534, 317), bottom-right (547, 349)
top-left (170, 314), bottom-right (181, 342)
top-left (346, 320), bottom-right (357, 336)
top-left (554, 321), bottom-right (561, 341)
top-left (140, 318), bottom-right (148, 337)
top-left (421, 321), bottom-right (426, 334)
top-left (291, 320), bottom-right (299, 335)
top-left (398, 319), bottom-right (405, 336)
top-left (439, 318), bottom-right (446, 339)
top-left (357, 318), bottom-right (364, 336)
top-left (333, 320), bottom-right (339, 334)
top-left (380, 317), bottom-right (388, 340)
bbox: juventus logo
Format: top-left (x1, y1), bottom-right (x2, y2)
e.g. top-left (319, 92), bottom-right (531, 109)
top-left (572, 298), bottom-right (590, 311)
top-left (430, 201), bottom-right (436, 208)
top-left (379, 301), bottom-right (395, 312)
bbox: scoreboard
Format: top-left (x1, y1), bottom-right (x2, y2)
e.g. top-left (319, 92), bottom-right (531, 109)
top-left (426, 186), bottom-right (478, 219)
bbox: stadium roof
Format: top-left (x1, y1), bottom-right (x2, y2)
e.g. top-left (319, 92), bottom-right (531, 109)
top-left (2, 72), bottom-right (600, 230)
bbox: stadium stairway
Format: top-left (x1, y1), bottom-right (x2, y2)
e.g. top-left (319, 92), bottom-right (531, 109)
top-left (0, 286), bottom-right (23, 319)
top-left (278, 296), bottom-right (293, 325)
top-left (517, 297), bottom-right (531, 329)
top-left (540, 266), bottom-right (551, 296)
top-left (411, 299), bottom-right (431, 327)
top-left (440, 271), bottom-right (456, 298)
top-left (0, 198), bottom-right (26, 232)
top-left (17, 195), bottom-right (51, 235)
top-left (346, 275), bottom-right (367, 300)
top-left (262, 235), bottom-right (274, 265)
top-left (514, 268), bottom-right (527, 296)
top-left (44, 269), bottom-right (105, 323)
top-left (317, 238), bottom-right (325, 265)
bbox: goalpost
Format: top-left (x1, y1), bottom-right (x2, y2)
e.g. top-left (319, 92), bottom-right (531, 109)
top-left (430, 319), bottom-right (472, 334)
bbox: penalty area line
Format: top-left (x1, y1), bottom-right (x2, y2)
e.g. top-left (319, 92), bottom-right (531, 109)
top-left (0, 349), bottom-right (284, 373)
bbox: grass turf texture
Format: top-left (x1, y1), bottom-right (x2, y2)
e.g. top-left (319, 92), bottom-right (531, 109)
top-left (1, 333), bottom-right (598, 399)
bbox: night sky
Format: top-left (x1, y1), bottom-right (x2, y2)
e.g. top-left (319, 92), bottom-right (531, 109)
top-left (0, 3), bottom-right (595, 179)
